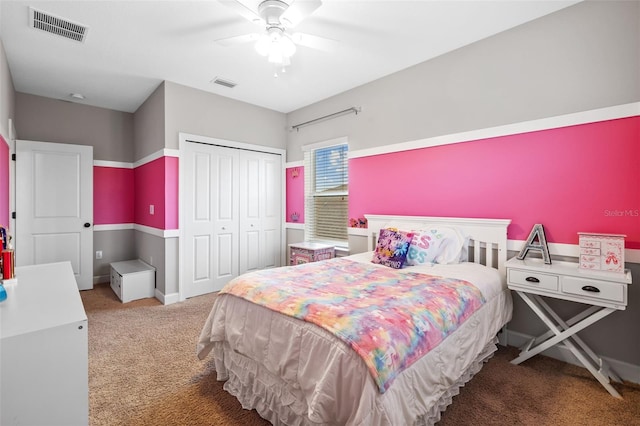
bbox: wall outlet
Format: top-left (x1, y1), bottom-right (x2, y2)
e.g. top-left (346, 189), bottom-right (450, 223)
top-left (149, 204), bottom-right (154, 215)
top-left (96, 250), bottom-right (103, 260)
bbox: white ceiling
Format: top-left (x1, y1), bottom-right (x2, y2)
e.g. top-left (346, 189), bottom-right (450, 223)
top-left (0, 0), bottom-right (579, 114)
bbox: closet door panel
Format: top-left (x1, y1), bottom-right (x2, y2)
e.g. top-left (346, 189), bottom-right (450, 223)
top-left (216, 155), bottom-right (235, 221)
top-left (184, 140), bottom-right (282, 298)
top-left (264, 159), bottom-right (280, 219)
top-left (239, 150), bottom-right (282, 274)
top-left (193, 235), bottom-right (211, 281)
top-left (262, 153), bottom-right (282, 269)
top-left (184, 143), bottom-right (238, 298)
top-left (239, 152), bottom-right (261, 273)
top-left (263, 228), bottom-right (278, 269)
top-left (244, 156), bottom-right (260, 219)
top-left (243, 230), bottom-right (261, 271)
top-left (213, 149), bottom-right (239, 284)
top-left (216, 233), bottom-right (234, 277)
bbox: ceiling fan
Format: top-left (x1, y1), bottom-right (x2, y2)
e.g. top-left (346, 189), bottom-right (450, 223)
top-left (217, 0), bottom-right (336, 72)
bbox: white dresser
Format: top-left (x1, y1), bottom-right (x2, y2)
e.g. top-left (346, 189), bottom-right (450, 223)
top-left (0, 262), bottom-right (88, 425)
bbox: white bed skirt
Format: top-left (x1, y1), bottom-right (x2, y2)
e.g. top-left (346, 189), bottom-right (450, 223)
top-left (199, 289), bottom-right (513, 425)
top-left (215, 335), bottom-right (499, 426)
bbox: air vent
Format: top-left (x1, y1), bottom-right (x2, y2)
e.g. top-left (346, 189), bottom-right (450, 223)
top-left (211, 77), bottom-right (237, 89)
top-left (29, 7), bottom-right (89, 43)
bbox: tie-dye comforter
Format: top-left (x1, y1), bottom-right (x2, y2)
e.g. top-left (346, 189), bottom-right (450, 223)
top-left (220, 257), bottom-right (486, 392)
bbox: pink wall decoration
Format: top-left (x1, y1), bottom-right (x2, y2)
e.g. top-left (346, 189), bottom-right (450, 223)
top-left (349, 116), bottom-right (640, 249)
top-left (94, 166), bottom-right (134, 225)
top-left (286, 166), bottom-right (304, 223)
top-left (0, 135), bottom-right (8, 231)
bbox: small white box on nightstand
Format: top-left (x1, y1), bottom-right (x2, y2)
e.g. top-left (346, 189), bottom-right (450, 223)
top-left (110, 259), bottom-right (156, 303)
top-left (578, 233), bottom-right (625, 273)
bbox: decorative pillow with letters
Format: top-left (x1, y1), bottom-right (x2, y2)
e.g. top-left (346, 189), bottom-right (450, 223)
top-left (371, 228), bottom-right (414, 269)
top-left (405, 227), bottom-right (467, 266)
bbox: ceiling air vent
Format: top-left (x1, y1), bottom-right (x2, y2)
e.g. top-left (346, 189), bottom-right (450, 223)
top-left (29, 7), bottom-right (89, 43)
top-left (211, 77), bottom-right (237, 89)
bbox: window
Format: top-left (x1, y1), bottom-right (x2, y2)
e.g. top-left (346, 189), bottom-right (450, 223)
top-left (304, 143), bottom-right (348, 245)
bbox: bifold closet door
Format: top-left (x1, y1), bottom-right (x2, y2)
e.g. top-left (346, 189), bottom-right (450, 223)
top-left (183, 143), bottom-right (239, 297)
top-left (239, 150), bottom-right (282, 274)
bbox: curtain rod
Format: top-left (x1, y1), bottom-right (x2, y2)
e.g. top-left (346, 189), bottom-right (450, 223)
top-left (290, 106), bottom-right (361, 132)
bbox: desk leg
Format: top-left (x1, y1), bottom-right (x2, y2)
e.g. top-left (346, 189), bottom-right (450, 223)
top-left (533, 295), bottom-right (622, 384)
top-left (529, 304), bottom-right (600, 348)
top-left (511, 291), bottom-right (622, 398)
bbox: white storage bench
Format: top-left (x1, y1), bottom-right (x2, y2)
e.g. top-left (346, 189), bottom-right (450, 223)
top-left (110, 260), bottom-right (156, 303)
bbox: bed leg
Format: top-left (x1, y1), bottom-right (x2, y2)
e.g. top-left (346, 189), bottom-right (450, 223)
top-left (497, 325), bottom-right (508, 347)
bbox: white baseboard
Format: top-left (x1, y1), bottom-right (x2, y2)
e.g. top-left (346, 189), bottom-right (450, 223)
top-left (93, 275), bottom-right (110, 285)
top-left (506, 330), bottom-right (640, 385)
top-left (155, 289), bottom-right (180, 305)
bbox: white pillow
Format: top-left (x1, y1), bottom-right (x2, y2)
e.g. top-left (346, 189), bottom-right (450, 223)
top-left (405, 226), bottom-right (467, 266)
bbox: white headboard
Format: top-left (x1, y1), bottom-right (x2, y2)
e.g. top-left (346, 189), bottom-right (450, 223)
top-left (365, 214), bottom-right (512, 276)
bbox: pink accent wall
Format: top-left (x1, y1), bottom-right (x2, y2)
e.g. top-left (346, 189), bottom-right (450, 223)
top-left (94, 166), bottom-right (134, 225)
top-left (134, 157), bottom-right (169, 230)
top-left (0, 136), bottom-right (8, 230)
top-left (164, 156), bottom-right (179, 230)
top-left (349, 117), bottom-right (640, 249)
top-left (94, 156), bottom-right (177, 230)
top-left (286, 166), bottom-right (304, 223)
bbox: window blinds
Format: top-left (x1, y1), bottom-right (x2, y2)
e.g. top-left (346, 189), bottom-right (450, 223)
top-left (304, 144), bottom-right (348, 243)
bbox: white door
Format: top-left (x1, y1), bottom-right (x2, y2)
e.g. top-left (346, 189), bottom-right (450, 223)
top-left (239, 150), bottom-right (282, 274)
top-left (16, 140), bottom-right (93, 290)
top-left (183, 142), bottom-right (239, 297)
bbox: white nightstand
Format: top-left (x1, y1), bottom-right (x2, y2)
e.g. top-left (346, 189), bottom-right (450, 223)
top-left (505, 257), bottom-right (632, 398)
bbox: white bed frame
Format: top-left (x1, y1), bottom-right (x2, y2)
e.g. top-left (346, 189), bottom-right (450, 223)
top-left (365, 214), bottom-right (512, 277)
top-left (198, 214), bottom-right (514, 425)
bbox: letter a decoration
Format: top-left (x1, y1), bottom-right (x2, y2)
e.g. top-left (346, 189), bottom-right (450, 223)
top-left (517, 224), bottom-right (551, 264)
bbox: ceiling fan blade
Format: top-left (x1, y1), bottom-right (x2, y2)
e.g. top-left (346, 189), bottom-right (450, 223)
top-left (215, 33), bottom-right (261, 46)
top-left (280, 0), bottom-right (322, 28)
top-left (219, 0), bottom-right (264, 25)
top-left (291, 32), bottom-right (338, 52)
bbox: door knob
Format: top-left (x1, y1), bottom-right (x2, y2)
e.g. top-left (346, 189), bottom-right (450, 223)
top-left (84, 223), bottom-right (91, 228)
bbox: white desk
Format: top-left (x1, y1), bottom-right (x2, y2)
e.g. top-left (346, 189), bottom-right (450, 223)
top-left (0, 262), bottom-right (88, 425)
top-left (506, 257), bottom-right (631, 398)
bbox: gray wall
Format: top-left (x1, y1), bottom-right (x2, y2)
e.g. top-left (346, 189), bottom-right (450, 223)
top-left (94, 229), bottom-right (137, 281)
top-left (5, 0), bottom-right (638, 367)
top-left (133, 82), bottom-right (165, 161)
top-left (134, 231), bottom-right (174, 297)
top-left (0, 40), bottom-right (15, 139)
top-left (286, 1), bottom-right (640, 161)
top-left (164, 81), bottom-right (287, 150)
top-left (132, 80), bottom-right (288, 300)
top-left (284, 1), bottom-right (640, 367)
top-left (14, 93), bottom-right (136, 279)
top-left (11, 79), bottom-right (288, 298)
top-left (14, 93), bottom-right (135, 162)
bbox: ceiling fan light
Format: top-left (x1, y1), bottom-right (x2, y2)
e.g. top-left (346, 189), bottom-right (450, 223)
top-left (280, 35), bottom-right (296, 57)
top-left (268, 49), bottom-right (284, 64)
top-left (255, 26), bottom-right (296, 67)
top-left (255, 34), bottom-right (271, 56)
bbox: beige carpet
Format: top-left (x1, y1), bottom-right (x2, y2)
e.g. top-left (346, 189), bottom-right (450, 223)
top-left (82, 283), bottom-right (640, 425)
